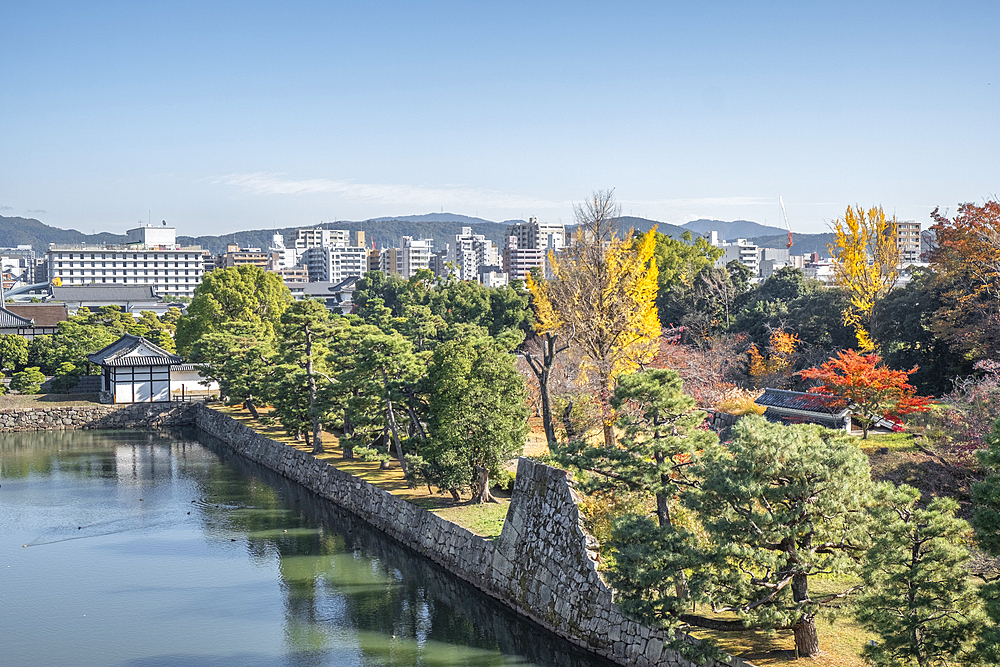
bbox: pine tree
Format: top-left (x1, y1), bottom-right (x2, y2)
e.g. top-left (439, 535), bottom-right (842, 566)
top-left (972, 416), bottom-right (1000, 662)
top-left (685, 416), bottom-right (873, 657)
top-left (857, 484), bottom-right (983, 667)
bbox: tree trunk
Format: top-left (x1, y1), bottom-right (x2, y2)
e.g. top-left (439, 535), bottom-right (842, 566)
top-left (791, 572), bottom-right (819, 656)
top-left (473, 465), bottom-right (497, 503)
top-left (342, 412), bottom-right (355, 459)
top-left (655, 486), bottom-right (689, 599)
top-left (793, 615), bottom-right (819, 657)
top-left (243, 398), bottom-right (260, 420)
top-left (448, 488), bottom-right (461, 502)
top-left (524, 333), bottom-right (568, 446)
top-left (539, 374), bottom-right (556, 444)
top-left (381, 369), bottom-right (408, 475)
top-left (306, 324), bottom-right (324, 455)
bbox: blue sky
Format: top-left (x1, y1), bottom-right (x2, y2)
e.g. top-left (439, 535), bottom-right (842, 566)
top-left (2, 1), bottom-right (998, 235)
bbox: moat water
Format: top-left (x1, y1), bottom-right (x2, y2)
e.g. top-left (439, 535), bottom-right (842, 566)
top-left (0, 429), bottom-right (612, 667)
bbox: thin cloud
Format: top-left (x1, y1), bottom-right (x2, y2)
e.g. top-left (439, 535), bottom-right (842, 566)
top-left (214, 173), bottom-right (567, 212)
top-left (0, 205), bottom-right (13, 211)
top-left (621, 196), bottom-right (771, 208)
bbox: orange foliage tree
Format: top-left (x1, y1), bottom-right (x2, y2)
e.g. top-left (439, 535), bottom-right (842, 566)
top-left (928, 200), bottom-right (1000, 362)
top-left (799, 350), bottom-right (931, 439)
top-left (747, 328), bottom-right (800, 385)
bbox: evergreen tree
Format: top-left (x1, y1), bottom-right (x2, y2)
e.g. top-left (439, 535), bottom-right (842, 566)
top-left (857, 484), bottom-right (983, 667)
top-left (972, 416), bottom-right (1000, 662)
top-left (422, 337), bottom-right (529, 503)
top-left (272, 299), bottom-right (334, 453)
top-left (684, 416), bottom-right (872, 657)
top-left (555, 368), bottom-right (716, 529)
top-left (176, 265), bottom-right (290, 356)
top-left (189, 321), bottom-right (274, 418)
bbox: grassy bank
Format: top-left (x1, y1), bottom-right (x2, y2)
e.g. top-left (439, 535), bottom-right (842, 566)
top-left (213, 404), bottom-right (511, 539)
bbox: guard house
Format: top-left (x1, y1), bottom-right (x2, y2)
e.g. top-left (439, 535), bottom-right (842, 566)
top-left (87, 334), bottom-right (183, 404)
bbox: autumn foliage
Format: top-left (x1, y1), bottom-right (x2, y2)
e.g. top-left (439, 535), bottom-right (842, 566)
top-left (828, 205), bottom-right (901, 351)
top-left (928, 200), bottom-right (1000, 361)
top-left (799, 349), bottom-right (931, 438)
top-left (747, 328), bottom-right (799, 381)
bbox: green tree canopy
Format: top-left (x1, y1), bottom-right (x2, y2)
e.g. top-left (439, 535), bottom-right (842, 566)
top-left (419, 337), bottom-right (528, 503)
top-left (686, 416), bottom-right (873, 657)
top-left (176, 265), bottom-right (291, 356)
top-left (857, 484), bottom-right (983, 667)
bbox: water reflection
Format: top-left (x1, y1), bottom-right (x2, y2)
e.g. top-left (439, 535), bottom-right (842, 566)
top-left (0, 429), bottom-right (613, 667)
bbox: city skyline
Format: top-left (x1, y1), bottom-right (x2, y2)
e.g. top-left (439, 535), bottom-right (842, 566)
top-left (3, 1), bottom-right (997, 235)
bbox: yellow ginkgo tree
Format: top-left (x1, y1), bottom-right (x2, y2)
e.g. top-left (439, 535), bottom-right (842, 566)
top-left (829, 205), bottom-right (900, 351)
top-left (527, 190), bottom-right (661, 448)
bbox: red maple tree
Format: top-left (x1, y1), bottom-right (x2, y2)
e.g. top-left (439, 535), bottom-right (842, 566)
top-left (799, 349), bottom-right (931, 439)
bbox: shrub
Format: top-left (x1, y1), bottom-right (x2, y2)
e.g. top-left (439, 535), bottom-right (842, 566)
top-left (10, 367), bottom-right (45, 395)
top-left (715, 386), bottom-right (765, 416)
top-left (353, 445), bottom-right (391, 468)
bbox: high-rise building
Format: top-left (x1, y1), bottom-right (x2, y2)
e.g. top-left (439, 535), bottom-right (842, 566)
top-left (444, 227), bottom-right (501, 281)
top-left (896, 221), bottom-right (922, 263)
top-left (302, 245), bottom-right (368, 283)
top-left (506, 217), bottom-right (565, 253)
top-left (501, 218), bottom-right (565, 281)
top-left (293, 228), bottom-right (352, 250)
top-left (502, 237), bottom-right (545, 282)
top-left (381, 237), bottom-right (433, 278)
top-left (46, 223), bottom-right (205, 299)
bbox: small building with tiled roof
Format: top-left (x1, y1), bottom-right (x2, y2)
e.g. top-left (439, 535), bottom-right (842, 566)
top-left (755, 388), bottom-right (852, 431)
top-left (51, 285), bottom-right (170, 315)
top-left (88, 334), bottom-right (184, 403)
top-left (0, 305), bottom-right (34, 336)
top-left (4, 303), bottom-right (69, 339)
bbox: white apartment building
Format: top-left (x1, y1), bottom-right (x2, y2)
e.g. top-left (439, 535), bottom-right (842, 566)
top-left (505, 217), bottom-right (565, 253)
top-left (896, 220), bottom-right (922, 263)
top-left (301, 245), bottom-right (368, 283)
top-left (380, 237), bottom-right (433, 278)
top-left (268, 233), bottom-right (300, 270)
top-left (502, 217), bottom-right (565, 281)
top-left (47, 223), bottom-right (205, 299)
top-left (710, 231), bottom-right (759, 276)
top-left (444, 227), bottom-right (501, 282)
top-left (293, 228), bottom-right (365, 251)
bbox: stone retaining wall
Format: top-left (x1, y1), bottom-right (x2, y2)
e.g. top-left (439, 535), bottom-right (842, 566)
top-left (0, 402), bottom-right (748, 667)
top-left (192, 404), bottom-right (743, 667)
top-left (0, 403), bottom-right (196, 432)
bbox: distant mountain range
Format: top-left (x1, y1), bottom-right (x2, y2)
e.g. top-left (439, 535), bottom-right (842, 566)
top-left (0, 213), bottom-right (835, 258)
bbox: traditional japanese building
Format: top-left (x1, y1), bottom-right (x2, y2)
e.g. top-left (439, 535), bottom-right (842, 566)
top-left (87, 334), bottom-right (183, 404)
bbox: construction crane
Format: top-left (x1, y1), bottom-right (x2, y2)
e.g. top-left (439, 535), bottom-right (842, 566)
top-left (779, 196), bottom-right (793, 248)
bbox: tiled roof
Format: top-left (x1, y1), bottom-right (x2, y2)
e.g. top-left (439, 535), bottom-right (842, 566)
top-left (87, 334), bottom-right (184, 367)
top-left (5, 303), bottom-right (69, 327)
top-left (52, 285), bottom-right (162, 302)
top-left (0, 306), bottom-right (34, 328)
top-left (755, 388), bottom-right (850, 416)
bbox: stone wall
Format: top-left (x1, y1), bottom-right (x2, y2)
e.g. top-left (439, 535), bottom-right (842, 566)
top-left (0, 402), bottom-right (196, 432)
top-left (192, 404), bottom-right (745, 667)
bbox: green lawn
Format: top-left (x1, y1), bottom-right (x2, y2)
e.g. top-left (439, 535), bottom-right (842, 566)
top-left (861, 431), bottom-right (918, 452)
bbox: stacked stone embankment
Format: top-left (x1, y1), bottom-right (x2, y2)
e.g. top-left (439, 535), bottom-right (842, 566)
top-left (0, 402), bottom-right (746, 667)
top-left (192, 405), bottom-right (743, 667)
top-left (0, 403), bottom-right (196, 432)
